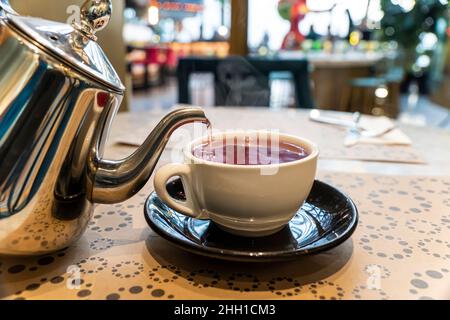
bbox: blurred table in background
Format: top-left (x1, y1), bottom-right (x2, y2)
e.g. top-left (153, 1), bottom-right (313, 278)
top-left (278, 51), bottom-right (388, 112)
top-left (279, 51), bottom-right (385, 68)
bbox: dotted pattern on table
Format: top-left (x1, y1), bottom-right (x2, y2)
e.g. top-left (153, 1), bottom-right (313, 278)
top-left (0, 172), bottom-right (449, 300)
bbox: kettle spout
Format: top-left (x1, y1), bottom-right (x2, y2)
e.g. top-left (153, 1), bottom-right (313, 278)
top-left (90, 107), bottom-right (208, 204)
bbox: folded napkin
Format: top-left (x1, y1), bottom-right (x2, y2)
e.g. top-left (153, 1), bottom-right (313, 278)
top-left (344, 115), bottom-right (412, 147)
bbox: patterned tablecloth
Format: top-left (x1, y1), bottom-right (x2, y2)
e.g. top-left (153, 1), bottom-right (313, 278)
top-left (0, 108), bottom-right (449, 300)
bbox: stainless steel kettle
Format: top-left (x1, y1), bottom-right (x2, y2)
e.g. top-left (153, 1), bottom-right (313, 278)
top-left (0, 0), bottom-right (208, 255)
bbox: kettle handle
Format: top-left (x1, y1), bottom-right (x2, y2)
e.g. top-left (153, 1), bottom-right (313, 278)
top-left (0, 0), bottom-right (17, 15)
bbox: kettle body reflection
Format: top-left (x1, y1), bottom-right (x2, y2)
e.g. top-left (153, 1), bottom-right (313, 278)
top-left (0, 0), bottom-right (207, 255)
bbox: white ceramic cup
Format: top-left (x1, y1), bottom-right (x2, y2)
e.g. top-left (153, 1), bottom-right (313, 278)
top-left (154, 131), bottom-right (319, 237)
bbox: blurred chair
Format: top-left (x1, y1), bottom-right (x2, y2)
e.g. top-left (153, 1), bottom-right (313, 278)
top-left (177, 56), bottom-right (314, 108)
top-left (340, 67), bottom-right (404, 118)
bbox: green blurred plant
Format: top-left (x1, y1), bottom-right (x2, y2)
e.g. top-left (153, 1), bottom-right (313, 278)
top-left (278, 0), bottom-right (293, 21)
top-left (379, 0), bottom-right (448, 74)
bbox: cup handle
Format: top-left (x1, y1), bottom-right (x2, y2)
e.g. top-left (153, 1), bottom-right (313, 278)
top-left (154, 164), bottom-right (204, 219)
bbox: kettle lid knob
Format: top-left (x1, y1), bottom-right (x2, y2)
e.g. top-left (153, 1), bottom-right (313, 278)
top-left (76, 0), bottom-right (112, 41)
top-left (0, 0), bottom-right (18, 15)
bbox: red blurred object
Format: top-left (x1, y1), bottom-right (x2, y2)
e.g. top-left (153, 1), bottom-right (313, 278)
top-left (281, 0), bottom-right (307, 50)
top-left (127, 45), bottom-right (174, 89)
top-left (166, 48), bottom-right (178, 69)
top-left (96, 92), bottom-right (110, 108)
top-left (147, 47), bottom-right (168, 65)
top-left (130, 47), bottom-right (169, 66)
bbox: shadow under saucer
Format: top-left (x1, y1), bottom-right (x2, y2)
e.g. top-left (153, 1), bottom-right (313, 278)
top-left (145, 235), bottom-right (354, 293)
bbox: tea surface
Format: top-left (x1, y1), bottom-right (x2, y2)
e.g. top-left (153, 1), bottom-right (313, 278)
top-left (192, 138), bottom-right (309, 165)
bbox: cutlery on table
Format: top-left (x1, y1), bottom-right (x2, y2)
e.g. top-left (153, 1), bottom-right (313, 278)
top-left (309, 110), bottom-right (397, 146)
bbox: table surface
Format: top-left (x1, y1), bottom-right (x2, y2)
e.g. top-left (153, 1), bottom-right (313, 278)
top-left (108, 107), bottom-right (450, 176)
top-left (1, 107), bottom-right (449, 300)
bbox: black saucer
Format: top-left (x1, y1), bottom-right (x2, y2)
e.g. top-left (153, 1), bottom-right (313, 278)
top-left (144, 179), bottom-right (358, 262)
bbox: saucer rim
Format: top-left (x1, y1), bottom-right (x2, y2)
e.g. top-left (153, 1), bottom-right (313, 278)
top-left (144, 180), bottom-right (359, 262)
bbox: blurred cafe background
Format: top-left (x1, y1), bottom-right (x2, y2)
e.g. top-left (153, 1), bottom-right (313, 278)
top-left (11, 0), bottom-right (450, 129)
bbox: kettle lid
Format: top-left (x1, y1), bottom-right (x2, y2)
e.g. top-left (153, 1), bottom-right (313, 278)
top-left (2, 1), bottom-right (125, 92)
